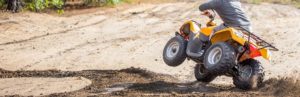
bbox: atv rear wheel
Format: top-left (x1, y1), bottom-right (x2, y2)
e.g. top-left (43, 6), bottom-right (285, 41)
top-left (163, 36), bottom-right (187, 67)
top-left (233, 59), bottom-right (265, 90)
top-left (203, 42), bottom-right (236, 75)
top-left (194, 64), bottom-right (217, 83)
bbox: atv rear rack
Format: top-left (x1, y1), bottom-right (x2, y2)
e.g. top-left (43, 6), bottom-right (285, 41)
top-left (242, 28), bottom-right (279, 51)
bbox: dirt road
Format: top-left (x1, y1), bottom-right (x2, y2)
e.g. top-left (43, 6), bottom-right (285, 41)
top-left (0, 1), bottom-right (299, 96)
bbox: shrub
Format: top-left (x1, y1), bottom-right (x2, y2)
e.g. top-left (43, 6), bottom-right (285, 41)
top-left (26, 0), bottom-right (63, 11)
top-left (83, 0), bottom-right (122, 7)
top-left (0, 0), bottom-right (5, 8)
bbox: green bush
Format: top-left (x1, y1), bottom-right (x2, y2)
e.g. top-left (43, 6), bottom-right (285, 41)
top-left (84, 0), bottom-right (105, 7)
top-left (52, 0), bottom-right (64, 8)
top-left (106, 0), bottom-right (122, 5)
top-left (83, 0), bottom-right (123, 7)
top-left (1, 0), bottom-right (125, 13)
top-left (0, 0), bottom-right (5, 8)
top-left (25, 0), bottom-right (64, 14)
top-left (27, 0), bottom-right (47, 11)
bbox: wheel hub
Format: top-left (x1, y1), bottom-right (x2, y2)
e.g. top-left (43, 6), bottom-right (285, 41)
top-left (239, 65), bottom-right (253, 79)
top-left (166, 41), bottom-right (180, 58)
top-left (199, 64), bottom-right (206, 75)
top-left (207, 47), bottom-right (222, 68)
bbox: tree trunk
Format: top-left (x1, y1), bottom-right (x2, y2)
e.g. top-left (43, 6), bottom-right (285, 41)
top-left (6, 0), bottom-right (23, 13)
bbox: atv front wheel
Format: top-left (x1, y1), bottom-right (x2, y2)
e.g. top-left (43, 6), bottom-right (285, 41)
top-left (163, 36), bottom-right (187, 67)
top-left (194, 64), bottom-right (217, 83)
top-left (203, 42), bottom-right (236, 75)
top-left (233, 59), bottom-right (265, 90)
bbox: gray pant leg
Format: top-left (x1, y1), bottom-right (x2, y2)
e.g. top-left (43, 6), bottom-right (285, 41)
top-left (240, 26), bottom-right (252, 33)
top-left (186, 32), bottom-right (205, 58)
top-left (209, 24), bottom-right (227, 40)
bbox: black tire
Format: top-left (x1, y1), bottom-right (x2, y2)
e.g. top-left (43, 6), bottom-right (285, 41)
top-left (203, 42), bottom-right (236, 75)
top-left (163, 36), bottom-right (187, 67)
top-left (233, 59), bottom-right (265, 90)
top-left (194, 64), bottom-right (217, 83)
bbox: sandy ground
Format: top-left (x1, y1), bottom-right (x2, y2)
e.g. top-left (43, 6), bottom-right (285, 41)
top-left (0, 77), bottom-right (91, 96)
top-left (0, 1), bottom-right (299, 96)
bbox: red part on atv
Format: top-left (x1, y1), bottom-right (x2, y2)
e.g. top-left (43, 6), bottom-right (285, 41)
top-left (249, 44), bottom-right (261, 58)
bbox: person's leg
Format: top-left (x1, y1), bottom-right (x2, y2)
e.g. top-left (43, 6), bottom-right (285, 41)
top-left (241, 26), bottom-right (253, 33)
top-left (185, 24), bottom-right (228, 58)
top-left (186, 32), bottom-right (204, 57)
top-left (209, 23), bottom-right (227, 40)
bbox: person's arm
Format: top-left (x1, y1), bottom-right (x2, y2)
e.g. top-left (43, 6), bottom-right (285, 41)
top-left (199, 0), bottom-right (216, 12)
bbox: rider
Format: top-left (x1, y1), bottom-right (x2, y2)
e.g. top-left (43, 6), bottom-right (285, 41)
top-left (199, 0), bottom-right (252, 37)
top-left (186, 0), bottom-right (252, 58)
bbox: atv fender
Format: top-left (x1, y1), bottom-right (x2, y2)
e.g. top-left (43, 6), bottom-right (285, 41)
top-left (180, 21), bottom-right (201, 36)
top-left (211, 28), bottom-right (272, 61)
top-left (210, 28), bottom-right (246, 45)
top-left (200, 27), bottom-right (215, 36)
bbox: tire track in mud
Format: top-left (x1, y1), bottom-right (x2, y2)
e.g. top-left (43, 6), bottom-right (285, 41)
top-left (0, 20), bottom-right (19, 25)
top-left (17, 8), bottom-right (173, 70)
top-left (0, 68), bottom-right (299, 96)
top-left (120, 2), bottom-right (198, 21)
top-left (0, 19), bottom-right (107, 46)
top-left (0, 2), bottom-right (192, 71)
top-left (20, 35), bottom-right (142, 70)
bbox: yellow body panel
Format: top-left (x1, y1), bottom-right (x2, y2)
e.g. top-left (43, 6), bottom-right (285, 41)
top-left (259, 48), bottom-right (271, 60)
top-left (200, 27), bottom-right (215, 36)
top-left (209, 28), bottom-right (271, 60)
top-left (183, 21), bottom-right (200, 33)
top-left (210, 28), bottom-right (246, 45)
top-left (181, 20), bottom-right (273, 61)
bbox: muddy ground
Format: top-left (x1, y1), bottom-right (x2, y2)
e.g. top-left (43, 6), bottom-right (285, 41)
top-left (0, 68), bottom-right (299, 96)
top-left (0, 0), bottom-right (300, 96)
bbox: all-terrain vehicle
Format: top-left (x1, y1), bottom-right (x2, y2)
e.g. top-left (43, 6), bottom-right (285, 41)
top-left (163, 10), bottom-right (278, 90)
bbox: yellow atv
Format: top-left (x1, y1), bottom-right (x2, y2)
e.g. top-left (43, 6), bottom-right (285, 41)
top-left (163, 10), bottom-right (278, 90)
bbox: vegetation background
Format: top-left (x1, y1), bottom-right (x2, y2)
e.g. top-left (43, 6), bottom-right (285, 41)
top-left (0, 0), bottom-right (299, 13)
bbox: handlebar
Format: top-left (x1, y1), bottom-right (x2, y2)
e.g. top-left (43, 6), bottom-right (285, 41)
top-left (204, 10), bottom-right (216, 21)
top-left (209, 10), bottom-right (216, 20)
